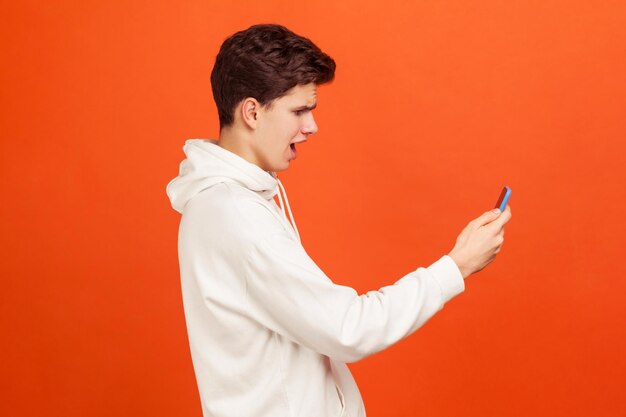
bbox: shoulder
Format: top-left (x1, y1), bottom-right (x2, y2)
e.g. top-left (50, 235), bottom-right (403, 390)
top-left (180, 182), bottom-right (284, 244)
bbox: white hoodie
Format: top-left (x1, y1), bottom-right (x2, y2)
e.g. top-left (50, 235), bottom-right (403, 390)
top-left (166, 139), bottom-right (465, 417)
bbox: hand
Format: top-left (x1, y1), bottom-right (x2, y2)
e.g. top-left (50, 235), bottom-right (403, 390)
top-left (448, 205), bottom-right (512, 279)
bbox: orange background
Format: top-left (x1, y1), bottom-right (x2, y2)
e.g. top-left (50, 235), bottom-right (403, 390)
top-left (2, 1), bottom-right (625, 416)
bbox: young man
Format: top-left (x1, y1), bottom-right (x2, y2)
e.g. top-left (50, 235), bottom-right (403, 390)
top-left (166, 24), bottom-right (511, 417)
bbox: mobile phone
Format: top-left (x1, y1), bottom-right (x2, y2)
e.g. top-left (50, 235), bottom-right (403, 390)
top-left (495, 186), bottom-right (512, 212)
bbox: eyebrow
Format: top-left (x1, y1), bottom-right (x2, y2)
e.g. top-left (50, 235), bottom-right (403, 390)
top-left (293, 102), bottom-right (317, 111)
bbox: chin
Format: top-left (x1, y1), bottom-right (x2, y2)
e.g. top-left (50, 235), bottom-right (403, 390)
top-left (260, 160), bottom-right (288, 173)
top-left (274, 163), bottom-right (290, 172)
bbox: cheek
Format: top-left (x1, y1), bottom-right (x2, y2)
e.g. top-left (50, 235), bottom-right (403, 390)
top-left (278, 119), bottom-right (301, 141)
top-left (291, 119), bottom-right (304, 136)
top-left (262, 114), bottom-right (300, 147)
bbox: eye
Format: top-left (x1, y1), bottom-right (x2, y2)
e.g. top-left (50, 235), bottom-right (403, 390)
top-left (294, 109), bottom-right (306, 116)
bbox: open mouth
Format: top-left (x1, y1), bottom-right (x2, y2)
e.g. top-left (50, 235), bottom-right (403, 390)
top-left (289, 143), bottom-right (298, 159)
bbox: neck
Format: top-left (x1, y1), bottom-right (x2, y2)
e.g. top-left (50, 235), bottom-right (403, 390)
top-left (218, 128), bottom-right (253, 162)
top-left (218, 128), bottom-right (273, 175)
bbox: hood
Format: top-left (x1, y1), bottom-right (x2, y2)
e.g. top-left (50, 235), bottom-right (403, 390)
top-left (166, 139), bottom-right (279, 214)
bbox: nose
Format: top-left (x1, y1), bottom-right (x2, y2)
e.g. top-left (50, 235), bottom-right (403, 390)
top-left (302, 113), bottom-right (318, 136)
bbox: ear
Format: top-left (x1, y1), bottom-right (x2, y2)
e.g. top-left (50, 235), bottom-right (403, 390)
top-left (239, 97), bottom-right (260, 130)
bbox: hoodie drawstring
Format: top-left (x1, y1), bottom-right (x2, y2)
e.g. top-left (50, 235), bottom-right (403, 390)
top-left (275, 178), bottom-right (301, 242)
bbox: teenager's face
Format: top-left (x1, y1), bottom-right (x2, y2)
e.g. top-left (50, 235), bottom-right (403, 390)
top-left (252, 83), bottom-right (318, 172)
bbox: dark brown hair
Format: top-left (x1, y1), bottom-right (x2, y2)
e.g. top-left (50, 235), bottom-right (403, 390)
top-left (210, 24), bottom-right (336, 129)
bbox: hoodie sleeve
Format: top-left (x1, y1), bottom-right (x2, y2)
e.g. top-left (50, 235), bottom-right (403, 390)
top-left (233, 194), bottom-right (465, 364)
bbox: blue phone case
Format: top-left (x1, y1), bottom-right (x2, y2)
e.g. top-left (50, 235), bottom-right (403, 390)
top-left (496, 186), bottom-right (512, 211)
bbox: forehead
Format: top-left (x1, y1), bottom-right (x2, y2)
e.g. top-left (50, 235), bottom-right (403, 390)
top-left (278, 83), bottom-right (317, 105)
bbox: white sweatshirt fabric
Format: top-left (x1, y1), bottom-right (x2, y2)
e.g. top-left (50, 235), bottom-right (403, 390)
top-left (166, 139), bottom-right (465, 417)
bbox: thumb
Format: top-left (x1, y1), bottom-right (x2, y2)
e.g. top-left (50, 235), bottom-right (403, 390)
top-left (476, 208), bottom-right (501, 227)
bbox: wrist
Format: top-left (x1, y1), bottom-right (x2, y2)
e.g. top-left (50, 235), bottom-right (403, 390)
top-left (447, 252), bottom-right (472, 279)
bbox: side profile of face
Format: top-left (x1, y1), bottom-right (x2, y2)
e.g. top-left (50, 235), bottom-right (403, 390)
top-left (248, 83), bottom-right (318, 172)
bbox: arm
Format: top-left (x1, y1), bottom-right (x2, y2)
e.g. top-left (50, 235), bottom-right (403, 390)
top-left (237, 199), bottom-right (465, 363)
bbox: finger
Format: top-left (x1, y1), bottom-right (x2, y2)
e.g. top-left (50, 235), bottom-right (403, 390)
top-left (487, 220), bottom-right (508, 236)
top-left (492, 205), bottom-right (512, 227)
top-left (471, 208), bottom-right (502, 229)
top-left (503, 204), bottom-right (512, 219)
top-left (495, 237), bottom-right (504, 253)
